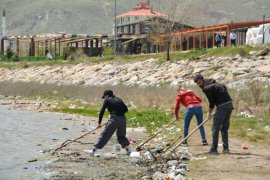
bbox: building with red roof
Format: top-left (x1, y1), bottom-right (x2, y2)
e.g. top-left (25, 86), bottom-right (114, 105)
top-left (115, 0), bottom-right (165, 36)
top-left (113, 0), bottom-right (192, 54)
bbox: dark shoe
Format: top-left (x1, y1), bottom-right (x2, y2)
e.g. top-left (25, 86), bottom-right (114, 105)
top-left (208, 149), bottom-right (218, 155)
top-left (223, 149), bottom-right (230, 154)
top-left (202, 140), bottom-right (208, 146)
top-left (180, 140), bottom-right (188, 147)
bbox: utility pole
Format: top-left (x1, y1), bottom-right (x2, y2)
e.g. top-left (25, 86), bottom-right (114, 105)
top-left (114, 0), bottom-right (117, 55)
top-left (262, 15), bottom-right (265, 44)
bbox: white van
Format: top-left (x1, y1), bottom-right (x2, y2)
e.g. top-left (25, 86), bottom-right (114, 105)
top-left (246, 23), bottom-right (270, 45)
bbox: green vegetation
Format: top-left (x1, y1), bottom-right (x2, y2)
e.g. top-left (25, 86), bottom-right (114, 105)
top-left (21, 56), bottom-right (63, 61)
top-left (1, 44), bottom-right (267, 69)
top-left (126, 109), bottom-right (172, 131)
top-left (53, 106), bottom-right (101, 118)
top-left (230, 115), bottom-right (270, 143)
top-left (207, 45), bottom-right (253, 57)
top-left (53, 106), bottom-right (173, 132)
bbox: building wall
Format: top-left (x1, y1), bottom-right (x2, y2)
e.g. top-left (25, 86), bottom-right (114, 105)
top-left (116, 15), bottom-right (149, 35)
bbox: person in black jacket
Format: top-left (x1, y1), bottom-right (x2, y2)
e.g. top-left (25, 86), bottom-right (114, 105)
top-left (194, 74), bottom-right (233, 154)
top-left (84, 90), bottom-right (131, 156)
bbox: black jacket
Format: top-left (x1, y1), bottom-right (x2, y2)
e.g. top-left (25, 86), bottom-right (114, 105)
top-left (98, 96), bottom-right (128, 124)
top-left (202, 79), bottom-right (232, 109)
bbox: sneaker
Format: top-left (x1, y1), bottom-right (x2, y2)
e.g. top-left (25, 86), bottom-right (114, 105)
top-left (223, 149), bottom-right (230, 154)
top-left (125, 146), bottom-right (131, 156)
top-left (180, 140), bottom-right (188, 147)
top-left (84, 148), bottom-right (96, 156)
top-left (208, 149), bottom-right (218, 155)
top-left (202, 140), bottom-right (208, 146)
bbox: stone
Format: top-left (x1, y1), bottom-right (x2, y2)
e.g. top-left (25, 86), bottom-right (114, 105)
top-left (152, 171), bottom-right (168, 180)
top-left (255, 48), bottom-right (270, 57)
top-left (141, 176), bottom-right (152, 180)
top-left (167, 160), bottom-right (179, 166)
top-left (28, 158), bottom-right (37, 162)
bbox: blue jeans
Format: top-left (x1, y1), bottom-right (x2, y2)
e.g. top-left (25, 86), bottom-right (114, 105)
top-left (184, 106), bottom-right (206, 141)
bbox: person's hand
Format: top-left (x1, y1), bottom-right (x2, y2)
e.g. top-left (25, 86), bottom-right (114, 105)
top-left (207, 112), bottom-right (212, 120)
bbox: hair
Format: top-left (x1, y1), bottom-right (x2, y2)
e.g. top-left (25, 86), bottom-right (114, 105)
top-left (177, 84), bottom-right (187, 92)
top-left (193, 74), bottom-right (204, 82)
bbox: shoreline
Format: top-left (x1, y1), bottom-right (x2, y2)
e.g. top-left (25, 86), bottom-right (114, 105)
top-left (1, 92), bottom-right (270, 179)
top-left (0, 98), bottom-right (150, 179)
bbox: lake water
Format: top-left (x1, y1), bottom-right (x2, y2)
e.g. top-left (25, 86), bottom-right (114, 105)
top-left (0, 105), bottom-right (90, 179)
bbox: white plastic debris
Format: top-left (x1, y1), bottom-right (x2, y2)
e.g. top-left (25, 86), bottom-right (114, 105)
top-left (144, 151), bottom-right (153, 160)
top-left (130, 152), bottom-right (141, 158)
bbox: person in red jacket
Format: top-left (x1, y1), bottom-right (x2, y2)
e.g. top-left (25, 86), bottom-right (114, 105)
top-left (174, 85), bottom-right (208, 146)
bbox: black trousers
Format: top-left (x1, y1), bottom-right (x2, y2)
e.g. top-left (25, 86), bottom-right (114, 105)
top-left (94, 115), bottom-right (130, 149)
top-left (211, 103), bottom-right (233, 151)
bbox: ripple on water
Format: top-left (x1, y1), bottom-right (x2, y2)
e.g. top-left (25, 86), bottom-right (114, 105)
top-left (0, 105), bottom-right (91, 179)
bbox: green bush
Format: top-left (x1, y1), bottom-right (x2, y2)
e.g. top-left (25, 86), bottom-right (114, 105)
top-left (6, 47), bottom-right (14, 59)
top-left (12, 53), bottom-right (20, 62)
top-left (103, 47), bottom-right (114, 56)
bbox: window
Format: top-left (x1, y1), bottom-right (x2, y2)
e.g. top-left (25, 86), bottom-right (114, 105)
top-left (135, 16), bottom-right (139, 21)
top-left (126, 17), bottom-right (130, 22)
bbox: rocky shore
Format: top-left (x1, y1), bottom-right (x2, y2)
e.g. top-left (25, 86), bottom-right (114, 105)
top-left (0, 48), bottom-right (269, 88)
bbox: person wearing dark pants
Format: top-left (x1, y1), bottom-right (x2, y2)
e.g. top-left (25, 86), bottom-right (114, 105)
top-left (94, 116), bottom-right (129, 149)
top-left (194, 74), bottom-right (233, 154)
top-left (174, 85), bottom-right (208, 146)
top-left (84, 90), bottom-right (131, 156)
top-left (212, 103), bottom-right (233, 152)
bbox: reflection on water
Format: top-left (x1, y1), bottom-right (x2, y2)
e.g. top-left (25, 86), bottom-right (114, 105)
top-left (0, 105), bottom-right (89, 179)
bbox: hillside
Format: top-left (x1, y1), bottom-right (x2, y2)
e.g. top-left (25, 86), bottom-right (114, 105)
top-left (0, 0), bottom-right (269, 35)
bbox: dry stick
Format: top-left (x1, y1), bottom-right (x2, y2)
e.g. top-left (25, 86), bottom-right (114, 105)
top-left (53, 123), bottom-right (107, 152)
top-left (136, 111), bottom-right (186, 151)
top-left (146, 145), bottom-right (157, 161)
top-left (163, 113), bottom-right (215, 156)
top-left (62, 140), bottom-right (93, 145)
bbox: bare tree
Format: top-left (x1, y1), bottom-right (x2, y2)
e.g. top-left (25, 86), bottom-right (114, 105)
top-left (149, 0), bottom-right (211, 60)
top-left (153, 0), bottom-right (190, 60)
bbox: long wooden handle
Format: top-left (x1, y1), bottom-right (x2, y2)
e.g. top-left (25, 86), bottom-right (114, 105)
top-left (53, 123), bottom-right (107, 152)
top-left (137, 111), bottom-right (186, 149)
top-left (165, 113), bottom-right (215, 154)
top-left (163, 134), bottom-right (182, 154)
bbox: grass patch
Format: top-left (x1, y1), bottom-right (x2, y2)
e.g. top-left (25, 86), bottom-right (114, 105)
top-left (21, 56), bottom-right (64, 61)
top-left (207, 45), bottom-right (252, 57)
top-left (126, 109), bottom-right (173, 132)
top-left (0, 44), bottom-right (267, 68)
top-left (53, 106), bottom-right (101, 117)
top-left (230, 115), bottom-right (270, 143)
top-left (53, 105), bottom-right (173, 132)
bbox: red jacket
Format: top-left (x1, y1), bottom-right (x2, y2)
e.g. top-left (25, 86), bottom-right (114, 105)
top-left (174, 91), bottom-right (202, 118)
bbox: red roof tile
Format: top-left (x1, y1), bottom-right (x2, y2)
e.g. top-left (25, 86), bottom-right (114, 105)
top-left (117, 9), bottom-right (165, 17)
